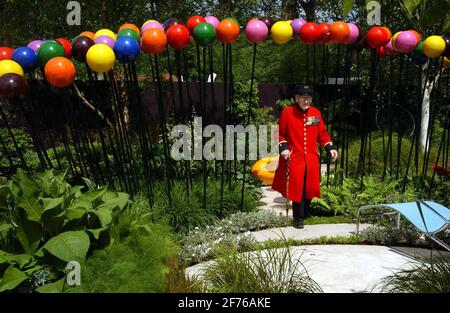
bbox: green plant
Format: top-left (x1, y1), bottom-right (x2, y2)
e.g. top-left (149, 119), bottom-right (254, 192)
top-left (380, 258), bottom-right (450, 293)
top-left (188, 244), bottom-right (323, 293)
top-left (0, 169), bottom-right (130, 292)
top-left (361, 223), bottom-right (420, 246)
top-left (0, 128), bottom-right (39, 173)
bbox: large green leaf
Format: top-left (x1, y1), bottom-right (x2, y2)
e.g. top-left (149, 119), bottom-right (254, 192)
top-left (0, 224), bottom-right (13, 240)
top-left (15, 216), bottom-right (42, 254)
top-left (0, 251), bottom-right (34, 269)
top-left (17, 198), bottom-right (42, 222)
top-left (402, 0), bottom-right (423, 17)
top-left (36, 277), bottom-right (65, 293)
top-left (37, 231), bottom-right (90, 263)
top-left (343, 0), bottom-right (355, 18)
top-left (11, 169), bottom-right (39, 201)
top-left (0, 265), bottom-right (28, 292)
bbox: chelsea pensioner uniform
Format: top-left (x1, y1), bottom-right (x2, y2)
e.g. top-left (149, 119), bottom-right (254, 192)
top-left (272, 104), bottom-right (333, 203)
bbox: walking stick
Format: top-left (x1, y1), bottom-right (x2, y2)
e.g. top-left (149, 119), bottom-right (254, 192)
top-left (285, 157), bottom-right (290, 226)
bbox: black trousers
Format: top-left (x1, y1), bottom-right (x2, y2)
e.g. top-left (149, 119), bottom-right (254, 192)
top-left (292, 168), bottom-right (311, 221)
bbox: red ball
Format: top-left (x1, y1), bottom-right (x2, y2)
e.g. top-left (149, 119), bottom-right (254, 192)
top-left (216, 19), bottom-right (240, 43)
top-left (0, 47), bottom-right (14, 61)
top-left (186, 16), bottom-right (206, 34)
top-left (377, 47), bottom-right (386, 58)
top-left (166, 24), bottom-right (191, 50)
top-left (299, 22), bottom-right (321, 45)
top-left (366, 26), bottom-right (391, 49)
top-left (317, 23), bottom-right (331, 43)
top-left (55, 38), bottom-right (72, 59)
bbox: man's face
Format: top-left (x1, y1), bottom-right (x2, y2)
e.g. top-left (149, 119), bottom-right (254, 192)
top-left (295, 95), bottom-right (313, 110)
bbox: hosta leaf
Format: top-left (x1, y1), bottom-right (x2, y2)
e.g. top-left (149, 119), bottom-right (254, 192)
top-left (11, 169), bottom-right (39, 200)
top-left (0, 266), bottom-right (28, 292)
top-left (15, 217), bottom-right (42, 254)
top-left (0, 251), bottom-right (34, 269)
top-left (40, 196), bottom-right (64, 213)
top-left (37, 231), bottom-right (90, 263)
top-left (86, 227), bottom-right (108, 240)
top-left (36, 277), bottom-right (65, 293)
top-left (93, 207), bottom-right (113, 228)
top-left (0, 224), bottom-right (13, 239)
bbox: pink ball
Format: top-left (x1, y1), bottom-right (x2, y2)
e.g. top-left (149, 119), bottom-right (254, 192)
top-left (245, 20), bottom-right (269, 44)
top-left (142, 21), bottom-right (164, 33)
top-left (27, 40), bottom-right (43, 53)
top-left (291, 18), bottom-right (306, 36)
top-left (205, 16), bottom-right (220, 29)
top-left (344, 23), bottom-right (360, 44)
top-left (395, 31), bottom-right (418, 53)
top-left (94, 35), bottom-right (116, 49)
top-left (384, 39), bottom-right (396, 56)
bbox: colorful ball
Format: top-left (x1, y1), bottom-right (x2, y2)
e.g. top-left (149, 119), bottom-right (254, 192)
top-left (141, 28), bottom-right (167, 54)
top-left (80, 31), bottom-right (96, 41)
top-left (366, 26), bottom-right (391, 49)
top-left (291, 18), bottom-right (306, 37)
top-left (415, 41), bottom-right (424, 54)
top-left (26, 40), bottom-right (43, 53)
top-left (37, 41), bottom-right (65, 64)
top-left (245, 19), bottom-right (268, 44)
top-left (187, 16), bottom-right (206, 34)
top-left (205, 16), bottom-right (220, 29)
top-left (423, 35), bottom-right (446, 58)
top-left (224, 17), bottom-right (240, 27)
top-left (329, 21), bottom-right (350, 43)
top-left (383, 39), bottom-right (396, 56)
top-left (44, 57), bottom-right (75, 88)
top-left (86, 44), bottom-right (115, 73)
top-left (0, 47), bottom-right (15, 61)
top-left (142, 19), bottom-right (159, 28)
top-left (299, 22), bottom-right (321, 45)
top-left (117, 28), bottom-right (140, 43)
top-left (193, 23), bottom-right (216, 46)
top-left (11, 47), bottom-right (38, 73)
top-left (259, 17), bottom-right (275, 30)
top-left (72, 36), bottom-right (95, 62)
top-left (94, 29), bottom-right (117, 41)
top-left (0, 60), bottom-right (24, 77)
top-left (216, 19), bottom-right (241, 43)
top-left (395, 31), bottom-right (419, 53)
top-left (163, 18), bottom-right (181, 32)
top-left (119, 23), bottom-right (141, 37)
top-left (391, 31), bottom-right (402, 50)
top-left (443, 36), bottom-right (450, 57)
top-left (94, 35), bottom-right (116, 49)
top-left (345, 23), bottom-right (360, 44)
top-left (55, 38), bottom-right (72, 59)
top-left (270, 21), bottom-right (293, 45)
top-left (142, 21), bottom-right (164, 34)
top-left (166, 24), bottom-right (191, 49)
top-left (113, 36), bottom-right (140, 63)
top-left (317, 23), bottom-right (331, 43)
top-left (409, 30), bottom-right (421, 45)
top-left (0, 74), bottom-right (28, 98)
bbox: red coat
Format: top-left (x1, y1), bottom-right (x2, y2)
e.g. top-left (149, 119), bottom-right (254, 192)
top-left (272, 105), bottom-right (332, 203)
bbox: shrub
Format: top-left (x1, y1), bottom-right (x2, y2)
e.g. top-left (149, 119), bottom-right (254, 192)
top-left (361, 223), bottom-right (420, 246)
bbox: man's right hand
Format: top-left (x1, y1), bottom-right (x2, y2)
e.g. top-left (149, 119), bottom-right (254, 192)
top-left (280, 150), bottom-right (291, 160)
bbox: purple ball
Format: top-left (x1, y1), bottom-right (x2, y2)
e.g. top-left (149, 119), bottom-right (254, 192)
top-left (384, 39), bottom-right (396, 56)
top-left (205, 16), bottom-right (220, 29)
top-left (290, 18), bottom-right (306, 36)
top-left (142, 21), bottom-right (164, 34)
top-left (395, 31), bottom-right (418, 53)
top-left (245, 20), bottom-right (269, 44)
top-left (94, 35), bottom-right (116, 49)
top-left (345, 23), bottom-right (360, 44)
top-left (27, 40), bottom-right (43, 53)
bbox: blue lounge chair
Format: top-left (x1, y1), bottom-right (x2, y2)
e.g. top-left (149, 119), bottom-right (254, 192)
top-left (356, 200), bottom-right (450, 251)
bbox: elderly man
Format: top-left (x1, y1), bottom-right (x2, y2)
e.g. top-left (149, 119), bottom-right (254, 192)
top-left (272, 85), bottom-right (338, 229)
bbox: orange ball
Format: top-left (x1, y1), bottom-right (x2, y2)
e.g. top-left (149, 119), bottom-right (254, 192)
top-left (409, 30), bottom-right (421, 44)
top-left (119, 23), bottom-right (141, 37)
top-left (329, 21), bottom-right (350, 43)
top-left (216, 19), bottom-right (240, 43)
top-left (44, 57), bottom-right (76, 88)
top-left (141, 28), bottom-right (167, 54)
top-left (80, 31), bottom-right (95, 41)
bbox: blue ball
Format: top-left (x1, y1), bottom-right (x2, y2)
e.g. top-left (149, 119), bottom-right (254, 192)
top-left (113, 36), bottom-right (140, 63)
top-left (11, 47), bottom-right (39, 73)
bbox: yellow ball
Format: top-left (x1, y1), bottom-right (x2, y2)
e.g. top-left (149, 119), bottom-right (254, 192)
top-left (444, 57), bottom-right (450, 69)
top-left (0, 60), bottom-right (24, 77)
top-left (94, 29), bottom-right (117, 41)
top-left (86, 44), bottom-right (116, 73)
top-left (423, 35), bottom-right (446, 58)
top-left (271, 21), bottom-right (293, 45)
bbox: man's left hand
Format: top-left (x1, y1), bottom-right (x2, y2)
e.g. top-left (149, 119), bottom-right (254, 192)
top-left (330, 150), bottom-right (338, 161)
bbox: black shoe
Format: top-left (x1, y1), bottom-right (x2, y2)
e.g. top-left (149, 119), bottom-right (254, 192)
top-left (293, 219), bottom-right (304, 229)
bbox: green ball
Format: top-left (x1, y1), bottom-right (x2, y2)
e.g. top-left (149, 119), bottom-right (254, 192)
top-left (37, 41), bottom-right (65, 64)
top-left (117, 28), bottom-right (140, 43)
top-left (193, 23), bottom-right (216, 46)
top-left (415, 40), bottom-right (424, 54)
top-left (224, 17), bottom-right (240, 27)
